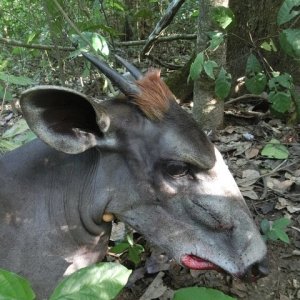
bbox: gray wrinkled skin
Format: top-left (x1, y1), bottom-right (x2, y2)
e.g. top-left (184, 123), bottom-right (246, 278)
top-left (0, 86), bottom-right (267, 299)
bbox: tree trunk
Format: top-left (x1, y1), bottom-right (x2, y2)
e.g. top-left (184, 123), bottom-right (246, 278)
top-left (227, 0), bottom-right (300, 87)
top-left (193, 0), bottom-right (228, 131)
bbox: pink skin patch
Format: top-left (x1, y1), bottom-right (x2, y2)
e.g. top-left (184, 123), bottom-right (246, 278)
top-left (181, 255), bottom-right (219, 271)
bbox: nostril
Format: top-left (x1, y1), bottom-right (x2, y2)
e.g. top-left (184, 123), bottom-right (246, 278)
top-left (251, 258), bottom-right (269, 279)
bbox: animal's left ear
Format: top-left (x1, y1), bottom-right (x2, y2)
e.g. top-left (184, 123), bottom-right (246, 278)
top-left (20, 86), bottom-right (113, 154)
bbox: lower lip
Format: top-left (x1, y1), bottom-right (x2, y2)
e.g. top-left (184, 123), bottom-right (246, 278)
top-left (181, 254), bottom-right (219, 270)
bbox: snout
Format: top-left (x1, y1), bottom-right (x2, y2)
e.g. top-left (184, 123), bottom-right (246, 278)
top-left (239, 257), bottom-right (269, 281)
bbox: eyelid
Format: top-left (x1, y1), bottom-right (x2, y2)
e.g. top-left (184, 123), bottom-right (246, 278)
top-left (164, 160), bottom-right (191, 178)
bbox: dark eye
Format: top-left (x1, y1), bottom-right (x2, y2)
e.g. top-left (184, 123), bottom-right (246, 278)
top-left (165, 161), bottom-right (189, 178)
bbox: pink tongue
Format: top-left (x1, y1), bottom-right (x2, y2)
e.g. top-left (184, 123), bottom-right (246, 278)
top-left (181, 255), bottom-right (218, 270)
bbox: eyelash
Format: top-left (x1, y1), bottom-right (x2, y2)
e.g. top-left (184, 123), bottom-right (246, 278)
top-left (165, 161), bottom-right (192, 179)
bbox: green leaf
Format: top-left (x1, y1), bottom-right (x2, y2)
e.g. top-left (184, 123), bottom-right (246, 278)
top-left (128, 247), bottom-right (142, 266)
top-left (245, 54), bottom-right (263, 74)
top-left (2, 119), bottom-right (30, 139)
top-left (204, 60), bottom-right (218, 79)
top-left (261, 139), bottom-right (289, 159)
top-left (272, 229), bottom-right (290, 243)
top-left (105, 0), bottom-right (125, 11)
top-left (0, 72), bottom-right (34, 86)
top-left (260, 39), bottom-right (277, 52)
top-left (174, 287), bottom-right (236, 300)
top-left (267, 229), bottom-right (280, 241)
top-left (272, 218), bottom-right (291, 230)
top-left (269, 91), bottom-right (292, 113)
top-left (279, 29), bottom-right (300, 59)
top-left (110, 242), bottom-right (130, 254)
top-left (189, 52), bottom-right (204, 81)
top-left (0, 268), bottom-right (35, 300)
top-left (0, 139), bottom-right (21, 153)
top-left (210, 6), bottom-right (235, 29)
top-left (215, 68), bottom-right (232, 99)
top-left (207, 31), bottom-right (224, 50)
top-left (277, 0), bottom-right (300, 25)
top-left (70, 32), bottom-right (109, 57)
top-left (245, 72), bottom-right (267, 94)
top-left (49, 263), bottom-right (131, 300)
top-left (268, 73), bottom-right (293, 90)
top-left (260, 219), bottom-right (270, 234)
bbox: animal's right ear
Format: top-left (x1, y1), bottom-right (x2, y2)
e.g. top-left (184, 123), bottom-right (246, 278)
top-left (20, 86), bottom-right (115, 154)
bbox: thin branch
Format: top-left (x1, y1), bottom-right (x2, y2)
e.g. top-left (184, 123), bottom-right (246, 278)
top-left (52, 0), bottom-right (94, 51)
top-left (141, 0), bottom-right (186, 57)
top-left (0, 37), bottom-right (75, 51)
top-left (147, 54), bottom-right (183, 69)
top-left (117, 34), bottom-right (196, 46)
top-left (98, 0), bottom-right (116, 50)
top-left (0, 34), bottom-right (196, 51)
top-left (225, 94), bottom-right (269, 106)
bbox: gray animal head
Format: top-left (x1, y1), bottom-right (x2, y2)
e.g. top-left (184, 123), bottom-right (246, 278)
top-left (20, 53), bottom-right (268, 280)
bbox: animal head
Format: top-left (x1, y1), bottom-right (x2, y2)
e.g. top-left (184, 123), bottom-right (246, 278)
top-left (20, 53), bottom-right (268, 280)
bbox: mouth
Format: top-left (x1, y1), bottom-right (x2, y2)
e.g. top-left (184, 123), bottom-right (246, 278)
top-left (181, 254), bottom-right (220, 271)
top-left (181, 254), bottom-right (269, 281)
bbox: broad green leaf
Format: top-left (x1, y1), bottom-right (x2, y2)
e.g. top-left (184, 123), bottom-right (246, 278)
top-left (49, 263), bottom-right (131, 300)
top-left (0, 139), bottom-right (21, 153)
top-left (260, 39), bottom-right (277, 52)
top-left (0, 72), bottom-right (34, 86)
top-left (110, 242), bottom-right (130, 254)
top-left (174, 287), bottom-right (236, 300)
top-left (269, 91), bottom-right (292, 113)
top-left (204, 60), bottom-right (218, 79)
top-left (272, 229), bottom-right (290, 243)
top-left (210, 6), bottom-right (235, 29)
top-left (245, 54), bottom-right (263, 74)
top-left (245, 72), bottom-right (267, 94)
top-left (272, 218), bottom-right (291, 230)
top-left (105, 0), bottom-right (125, 11)
top-left (13, 131), bottom-right (36, 144)
top-left (260, 219), bottom-right (270, 234)
top-left (207, 31), bottom-right (224, 50)
top-left (0, 268), bottom-right (35, 300)
top-left (128, 246), bottom-right (143, 266)
top-left (277, 0), bottom-right (300, 25)
top-left (268, 73), bottom-right (293, 90)
top-left (261, 139), bottom-right (289, 159)
top-left (279, 29), bottom-right (300, 59)
top-left (267, 229), bottom-right (280, 241)
top-left (2, 119), bottom-right (30, 139)
top-left (70, 32), bottom-right (109, 57)
top-left (215, 68), bottom-right (232, 99)
top-left (191, 10), bottom-right (199, 18)
top-left (189, 52), bottom-right (204, 81)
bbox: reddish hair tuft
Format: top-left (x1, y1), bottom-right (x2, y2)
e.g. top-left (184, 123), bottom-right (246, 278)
top-left (133, 69), bottom-right (175, 120)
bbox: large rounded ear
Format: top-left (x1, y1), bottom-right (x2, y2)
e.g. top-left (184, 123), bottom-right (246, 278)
top-left (20, 86), bottom-right (111, 154)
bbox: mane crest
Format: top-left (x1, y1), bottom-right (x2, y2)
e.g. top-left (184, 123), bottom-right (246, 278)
top-left (133, 69), bottom-right (175, 120)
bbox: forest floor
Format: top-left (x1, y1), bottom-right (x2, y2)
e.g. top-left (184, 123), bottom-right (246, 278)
top-left (1, 83), bottom-right (299, 300)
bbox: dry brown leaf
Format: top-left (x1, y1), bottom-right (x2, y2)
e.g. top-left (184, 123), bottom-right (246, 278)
top-left (139, 272), bottom-right (167, 300)
top-left (275, 197), bottom-right (300, 213)
top-left (266, 178), bottom-right (294, 192)
top-left (245, 147), bottom-right (259, 159)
